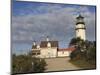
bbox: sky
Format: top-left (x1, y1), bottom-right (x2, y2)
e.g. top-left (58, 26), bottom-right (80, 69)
top-left (12, 0), bottom-right (96, 54)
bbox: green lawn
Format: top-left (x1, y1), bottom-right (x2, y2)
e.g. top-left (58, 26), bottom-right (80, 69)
top-left (69, 59), bottom-right (96, 69)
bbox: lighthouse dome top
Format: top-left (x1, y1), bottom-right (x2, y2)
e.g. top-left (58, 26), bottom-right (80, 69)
top-left (76, 14), bottom-right (84, 19)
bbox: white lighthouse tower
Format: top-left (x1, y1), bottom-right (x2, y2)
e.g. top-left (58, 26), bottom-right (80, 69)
top-left (75, 14), bottom-right (86, 40)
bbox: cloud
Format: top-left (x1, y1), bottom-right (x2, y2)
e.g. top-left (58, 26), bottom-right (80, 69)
top-left (12, 3), bottom-right (96, 50)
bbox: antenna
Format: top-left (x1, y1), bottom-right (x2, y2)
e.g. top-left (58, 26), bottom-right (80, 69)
top-left (76, 6), bottom-right (83, 16)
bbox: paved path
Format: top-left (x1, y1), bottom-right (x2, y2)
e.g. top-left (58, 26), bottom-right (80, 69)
top-left (45, 57), bottom-right (81, 72)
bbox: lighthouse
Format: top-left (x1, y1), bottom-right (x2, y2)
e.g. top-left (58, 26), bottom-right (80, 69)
top-left (75, 14), bottom-right (86, 40)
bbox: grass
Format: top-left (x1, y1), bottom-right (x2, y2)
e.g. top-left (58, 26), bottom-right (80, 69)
top-left (69, 59), bottom-right (96, 69)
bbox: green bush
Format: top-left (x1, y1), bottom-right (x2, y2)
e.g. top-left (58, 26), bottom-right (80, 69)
top-left (12, 54), bottom-right (47, 74)
top-left (69, 38), bottom-right (96, 65)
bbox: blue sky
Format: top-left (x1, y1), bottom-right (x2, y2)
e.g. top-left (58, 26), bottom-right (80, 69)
top-left (13, 1), bottom-right (96, 16)
top-left (12, 0), bottom-right (96, 54)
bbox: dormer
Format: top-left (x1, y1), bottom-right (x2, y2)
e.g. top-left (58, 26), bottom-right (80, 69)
top-left (37, 44), bottom-right (40, 49)
top-left (33, 41), bottom-right (36, 46)
top-left (47, 42), bottom-right (51, 48)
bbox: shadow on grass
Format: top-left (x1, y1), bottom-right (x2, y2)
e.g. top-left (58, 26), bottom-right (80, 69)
top-left (69, 59), bottom-right (96, 69)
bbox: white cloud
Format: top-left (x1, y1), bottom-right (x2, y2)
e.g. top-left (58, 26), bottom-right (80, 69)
top-left (12, 4), bottom-right (96, 49)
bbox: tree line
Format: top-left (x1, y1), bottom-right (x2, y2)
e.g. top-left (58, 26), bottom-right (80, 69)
top-left (69, 37), bottom-right (96, 65)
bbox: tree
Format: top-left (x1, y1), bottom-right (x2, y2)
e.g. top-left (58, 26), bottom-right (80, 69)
top-left (86, 41), bottom-right (96, 64)
top-left (12, 54), bottom-right (47, 74)
top-left (69, 37), bottom-right (96, 65)
top-left (69, 37), bottom-right (84, 46)
top-left (33, 59), bottom-right (47, 73)
top-left (12, 55), bottom-right (33, 73)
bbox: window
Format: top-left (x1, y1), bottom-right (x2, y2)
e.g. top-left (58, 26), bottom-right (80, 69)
top-left (32, 53), bottom-right (36, 55)
top-left (37, 52), bottom-right (40, 55)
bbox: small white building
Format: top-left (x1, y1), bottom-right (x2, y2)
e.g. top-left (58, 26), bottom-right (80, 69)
top-left (58, 47), bottom-right (75, 57)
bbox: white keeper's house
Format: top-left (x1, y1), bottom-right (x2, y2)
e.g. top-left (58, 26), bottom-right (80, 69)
top-left (31, 37), bottom-right (75, 58)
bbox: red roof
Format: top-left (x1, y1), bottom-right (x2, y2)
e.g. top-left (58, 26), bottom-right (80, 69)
top-left (58, 47), bottom-right (76, 51)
